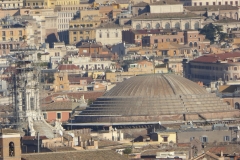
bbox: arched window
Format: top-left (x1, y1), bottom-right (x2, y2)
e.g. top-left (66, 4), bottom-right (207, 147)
top-left (165, 23), bottom-right (170, 29)
top-left (235, 102), bottom-right (240, 109)
top-left (9, 142), bottom-right (15, 157)
top-left (136, 24), bottom-right (141, 30)
top-left (155, 23), bottom-right (160, 29)
top-left (234, 75), bottom-right (238, 80)
top-left (146, 23), bottom-right (151, 29)
top-left (194, 42), bottom-right (197, 47)
top-left (194, 22), bottom-right (199, 30)
top-left (175, 22), bottom-right (180, 29)
top-left (189, 42), bottom-right (193, 47)
top-left (225, 75), bottom-right (229, 81)
top-left (185, 22), bottom-right (190, 30)
top-left (235, 12), bottom-right (238, 20)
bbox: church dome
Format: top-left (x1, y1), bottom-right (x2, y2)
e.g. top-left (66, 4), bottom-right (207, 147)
top-left (76, 74), bottom-right (238, 123)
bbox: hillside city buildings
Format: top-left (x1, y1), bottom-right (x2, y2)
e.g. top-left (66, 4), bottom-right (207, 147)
top-left (0, 0), bottom-right (240, 159)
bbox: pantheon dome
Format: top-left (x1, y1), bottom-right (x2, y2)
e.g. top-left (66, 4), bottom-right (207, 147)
top-left (75, 74), bottom-right (239, 124)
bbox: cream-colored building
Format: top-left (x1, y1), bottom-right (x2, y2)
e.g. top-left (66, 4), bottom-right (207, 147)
top-left (69, 17), bottom-right (101, 44)
top-left (23, 0), bottom-right (78, 8)
top-left (96, 23), bottom-right (123, 45)
top-left (151, 131), bottom-right (177, 143)
top-left (27, 8), bottom-right (58, 44)
top-left (132, 12), bottom-right (203, 30)
top-left (180, 0), bottom-right (240, 6)
top-left (149, 0), bottom-right (184, 13)
top-left (0, 0), bottom-right (23, 9)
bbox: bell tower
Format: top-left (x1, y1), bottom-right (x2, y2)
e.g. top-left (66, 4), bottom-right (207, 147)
top-left (0, 129), bottom-right (21, 160)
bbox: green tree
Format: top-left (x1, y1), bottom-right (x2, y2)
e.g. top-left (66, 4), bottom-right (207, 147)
top-left (37, 53), bottom-right (41, 61)
top-left (200, 23), bottom-right (228, 44)
top-left (123, 148), bottom-right (132, 155)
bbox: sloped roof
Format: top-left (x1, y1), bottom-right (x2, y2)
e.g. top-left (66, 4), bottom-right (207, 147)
top-left (133, 12), bottom-right (201, 20)
top-left (57, 64), bottom-right (79, 70)
top-left (150, 0), bottom-right (182, 5)
top-left (191, 52), bottom-right (240, 63)
top-left (184, 5), bottom-right (238, 11)
top-left (68, 76), bottom-right (93, 84)
top-left (132, 1), bottom-right (149, 7)
top-left (41, 91), bottom-right (105, 104)
top-left (21, 150), bottom-right (128, 160)
top-left (214, 17), bottom-right (240, 23)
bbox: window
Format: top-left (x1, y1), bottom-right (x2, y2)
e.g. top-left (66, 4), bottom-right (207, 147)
top-left (43, 113), bottom-right (47, 119)
top-left (213, 2), bottom-right (215, 5)
top-left (206, 2), bottom-right (209, 5)
top-left (19, 30), bottom-right (22, 36)
top-left (73, 31), bottom-right (76, 34)
top-left (199, 2), bottom-right (202, 5)
top-left (234, 67), bottom-right (238, 70)
top-left (154, 39), bottom-right (158, 43)
top-left (99, 33), bottom-right (102, 38)
top-left (224, 136), bottom-right (230, 141)
top-left (107, 33), bottom-right (109, 38)
top-left (194, 2), bottom-right (197, 6)
top-left (73, 37), bottom-right (76, 41)
top-left (85, 31), bottom-right (89, 34)
top-left (116, 33), bottom-right (118, 37)
top-left (30, 98), bottom-right (34, 110)
top-left (201, 136), bottom-right (208, 143)
top-left (225, 1), bottom-right (228, 5)
top-left (163, 137), bottom-right (168, 142)
top-left (60, 85), bottom-right (64, 89)
top-left (230, 1), bottom-right (233, 5)
top-left (190, 137), bottom-right (195, 141)
top-left (57, 112), bottom-right (61, 119)
top-left (218, 2), bottom-right (221, 5)
top-left (236, 1), bottom-right (238, 5)
top-left (9, 142), bottom-right (15, 157)
top-left (235, 102), bottom-right (240, 109)
top-left (2, 37), bottom-right (5, 41)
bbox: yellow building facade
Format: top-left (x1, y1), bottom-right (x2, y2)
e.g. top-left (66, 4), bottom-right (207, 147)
top-left (24, 0), bottom-right (78, 8)
top-left (52, 72), bottom-right (70, 92)
top-left (69, 18), bottom-right (101, 44)
top-left (0, 26), bottom-right (26, 42)
top-left (156, 132), bottom-right (177, 143)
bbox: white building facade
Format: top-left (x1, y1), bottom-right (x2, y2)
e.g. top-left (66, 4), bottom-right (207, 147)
top-left (96, 24), bottom-right (123, 45)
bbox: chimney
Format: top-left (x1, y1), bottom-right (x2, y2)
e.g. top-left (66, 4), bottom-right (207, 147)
top-left (220, 150), bottom-right (223, 157)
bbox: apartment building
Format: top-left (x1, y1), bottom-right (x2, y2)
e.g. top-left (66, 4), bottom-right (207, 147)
top-left (95, 23), bottom-right (123, 45)
top-left (23, 0), bottom-right (78, 8)
top-left (180, 0), bottom-right (240, 6)
top-left (183, 52), bottom-right (240, 85)
top-left (0, 0), bottom-right (23, 9)
top-left (69, 16), bottom-right (101, 44)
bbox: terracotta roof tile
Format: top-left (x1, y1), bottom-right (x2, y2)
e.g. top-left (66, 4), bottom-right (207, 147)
top-left (191, 52), bottom-right (240, 63)
top-left (68, 76), bottom-right (93, 84)
top-left (21, 149), bottom-right (128, 160)
top-left (57, 64), bottom-right (79, 70)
